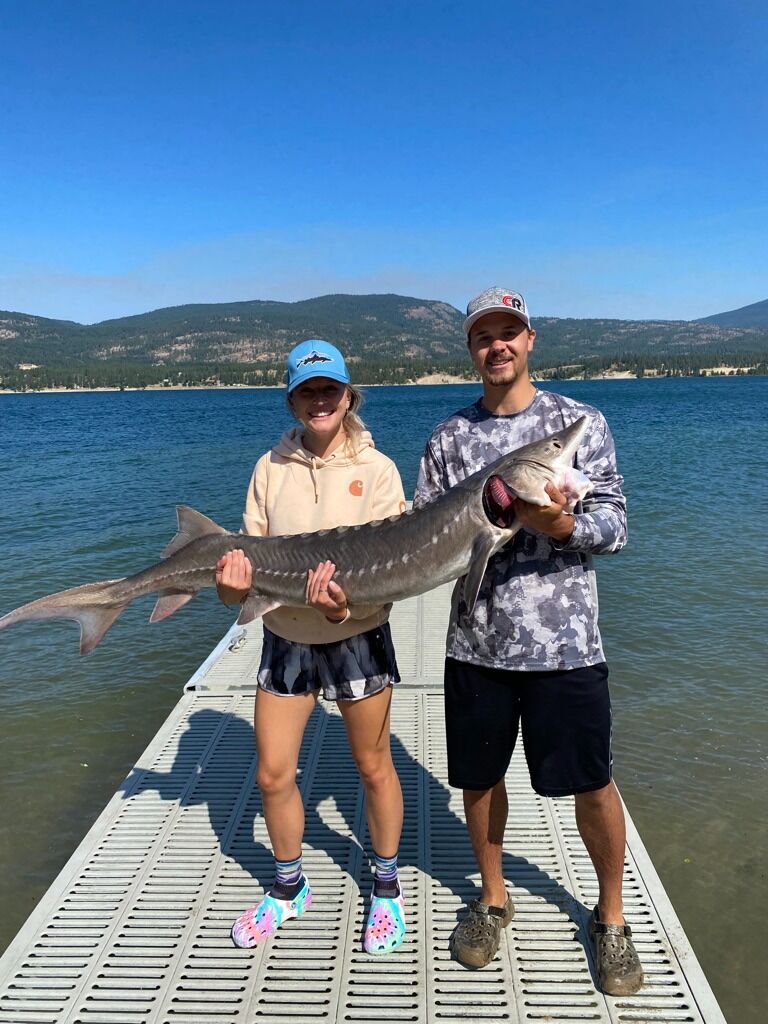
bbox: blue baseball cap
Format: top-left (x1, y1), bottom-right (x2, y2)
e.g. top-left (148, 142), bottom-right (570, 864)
top-left (286, 339), bottom-right (351, 393)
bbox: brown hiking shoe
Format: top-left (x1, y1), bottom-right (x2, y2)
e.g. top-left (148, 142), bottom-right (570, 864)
top-left (451, 893), bottom-right (515, 968)
top-left (589, 907), bottom-right (644, 995)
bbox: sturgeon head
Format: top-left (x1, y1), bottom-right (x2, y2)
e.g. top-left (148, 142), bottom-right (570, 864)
top-left (455, 416), bottom-right (591, 615)
top-left (482, 415), bottom-right (591, 527)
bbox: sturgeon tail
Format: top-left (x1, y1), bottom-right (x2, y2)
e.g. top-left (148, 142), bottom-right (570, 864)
top-left (0, 579), bottom-right (132, 654)
top-left (0, 506), bottom-right (233, 655)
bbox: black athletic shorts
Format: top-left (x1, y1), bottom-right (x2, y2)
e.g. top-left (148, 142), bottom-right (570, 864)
top-left (444, 657), bottom-right (612, 797)
top-left (257, 623), bottom-right (400, 702)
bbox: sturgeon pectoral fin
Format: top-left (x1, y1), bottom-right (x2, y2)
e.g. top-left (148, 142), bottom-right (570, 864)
top-left (502, 479), bottom-right (551, 507)
top-left (461, 535), bottom-right (499, 615)
top-left (237, 594), bottom-right (280, 625)
top-left (149, 589), bottom-right (195, 623)
top-left (163, 506), bottom-right (230, 557)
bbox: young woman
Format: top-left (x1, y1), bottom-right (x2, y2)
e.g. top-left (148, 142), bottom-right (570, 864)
top-left (216, 339), bottom-right (407, 956)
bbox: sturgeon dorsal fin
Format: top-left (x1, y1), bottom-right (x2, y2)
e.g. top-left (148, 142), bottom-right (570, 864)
top-left (163, 506), bottom-right (229, 557)
top-left (461, 534), bottom-right (498, 616)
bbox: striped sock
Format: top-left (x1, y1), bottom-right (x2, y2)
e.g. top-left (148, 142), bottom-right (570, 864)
top-left (272, 854), bottom-right (303, 900)
top-left (372, 851), bottom-right (399, 898)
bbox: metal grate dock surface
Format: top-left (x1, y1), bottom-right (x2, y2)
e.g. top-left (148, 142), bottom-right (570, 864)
top-left (0, 590), bottom-right (726, 1024)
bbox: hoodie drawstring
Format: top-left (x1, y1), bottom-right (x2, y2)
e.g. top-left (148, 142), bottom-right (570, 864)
top-left (310, 458), bottom-right (319, 503)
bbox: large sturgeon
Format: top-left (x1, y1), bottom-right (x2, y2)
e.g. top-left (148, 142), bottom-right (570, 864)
top-left (0, 418), bottom-right (590, 654)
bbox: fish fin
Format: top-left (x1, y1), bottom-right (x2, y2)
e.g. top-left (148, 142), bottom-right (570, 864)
top-left (503, 481), bottom-right (551, 507)
top-left (237, 594), bottom-right (280, 625)
top-left (149, 589), bottom-right (195, 623)
top-left (461, 535), bottom-right (498, 615)
top-left (78, 604), bottom-right (130, 655)
top-left (163, 506), bottom-right (229, 557)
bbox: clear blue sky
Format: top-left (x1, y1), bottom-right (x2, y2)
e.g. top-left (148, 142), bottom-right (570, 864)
top-left (1, 0), bottom-right (766, 323)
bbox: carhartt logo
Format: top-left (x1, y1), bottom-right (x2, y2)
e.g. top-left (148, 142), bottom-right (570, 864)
top-left (502, 294), bottom-right (523, 311)
top-left (297, 351), bottom-right (332, 368)
top-left (349, 480), bottom-right (363, 496)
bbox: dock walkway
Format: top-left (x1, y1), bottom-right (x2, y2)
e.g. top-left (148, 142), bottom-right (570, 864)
top-left (0, 586), bottom-right (726, 1023)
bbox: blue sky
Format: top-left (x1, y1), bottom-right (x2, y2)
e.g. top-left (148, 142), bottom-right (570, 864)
top-left (1, 0), bottom-right (766, 323)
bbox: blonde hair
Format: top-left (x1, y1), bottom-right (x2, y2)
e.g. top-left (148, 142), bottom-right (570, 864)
top-left (343, 384), bottom-right (366, 455)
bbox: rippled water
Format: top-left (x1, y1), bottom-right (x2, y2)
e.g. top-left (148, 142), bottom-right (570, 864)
top-left (1, 378), bottom-right (766, 1022)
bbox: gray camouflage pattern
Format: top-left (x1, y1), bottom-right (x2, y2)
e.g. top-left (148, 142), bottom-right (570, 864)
top-left (414, 390), bottom-right (627, 671)
top-left (257, 623), bottom-right (400, 701)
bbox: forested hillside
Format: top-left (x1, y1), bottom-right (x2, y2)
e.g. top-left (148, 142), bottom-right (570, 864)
top-left (1, 293), bottom-right (766, 390)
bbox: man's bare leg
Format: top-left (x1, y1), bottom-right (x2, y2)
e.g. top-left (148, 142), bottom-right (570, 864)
top-left (575, 780), bottom-right (644, 994)
top-left (574, 780), bottom-right (626, 923)
top-left (451, 779), bottom-right (513, 968)
top-left (463, 779), bottom-right (509, 907)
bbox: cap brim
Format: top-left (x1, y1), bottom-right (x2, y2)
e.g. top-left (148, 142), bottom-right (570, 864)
top-left (463, 306), bottom-right (530, 335)
top-left (287, 368), bottom-right (351, 392)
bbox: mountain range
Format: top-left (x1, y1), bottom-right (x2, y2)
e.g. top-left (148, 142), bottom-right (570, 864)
top-left (1, 293), bottom-right (766, 387)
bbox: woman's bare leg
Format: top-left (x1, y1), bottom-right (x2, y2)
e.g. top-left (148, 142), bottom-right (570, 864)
top-left (339, 686), bottom-right (403, 857)
top-left (254, 688), bottom-right (318, 859)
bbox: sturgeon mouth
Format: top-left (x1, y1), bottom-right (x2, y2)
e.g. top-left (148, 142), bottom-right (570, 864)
top-left (483, 476), bottom-right (517, 527)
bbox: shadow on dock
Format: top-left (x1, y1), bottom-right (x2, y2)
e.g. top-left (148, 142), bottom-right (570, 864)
top-left (118, 702), bottom-right (586, 945)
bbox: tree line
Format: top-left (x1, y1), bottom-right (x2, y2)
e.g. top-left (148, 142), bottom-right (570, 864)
top-left (1, 351), bottom-right (765, 392)
top-left (537, 350), bottom-right (766, 379)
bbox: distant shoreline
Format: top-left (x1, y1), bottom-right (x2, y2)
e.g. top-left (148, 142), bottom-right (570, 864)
top-left (0, 366), bottom-right (760, 395)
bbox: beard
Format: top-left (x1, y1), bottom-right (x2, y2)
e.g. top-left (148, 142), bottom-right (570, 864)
top-left (480, 356), bottom-right (525, 388)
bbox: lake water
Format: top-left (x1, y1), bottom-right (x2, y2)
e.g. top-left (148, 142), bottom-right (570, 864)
top-left (1, 378), bottom-right (766, 1022)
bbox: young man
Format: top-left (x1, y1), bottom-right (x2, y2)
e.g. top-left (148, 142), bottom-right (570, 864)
top-left (413, 287), bottom-right (642, 996)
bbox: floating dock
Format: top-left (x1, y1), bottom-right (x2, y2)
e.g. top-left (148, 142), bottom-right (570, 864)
top-left (0, 585), bottom-right (727, 1023)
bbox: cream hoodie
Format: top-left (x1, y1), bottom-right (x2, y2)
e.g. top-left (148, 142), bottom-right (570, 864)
top-left (242, 426), bottom-right (406, 644)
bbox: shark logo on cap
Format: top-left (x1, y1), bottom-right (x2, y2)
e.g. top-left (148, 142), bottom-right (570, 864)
top-left (297, 351), bottom-right (333, 368)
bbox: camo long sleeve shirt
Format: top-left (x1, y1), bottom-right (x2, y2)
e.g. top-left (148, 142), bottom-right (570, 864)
top-left (413, 389), bottom-right (627, 671)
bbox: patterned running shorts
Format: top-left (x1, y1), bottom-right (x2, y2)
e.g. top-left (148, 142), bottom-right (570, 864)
top-left (257, 623), bottom-right (400, 702)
